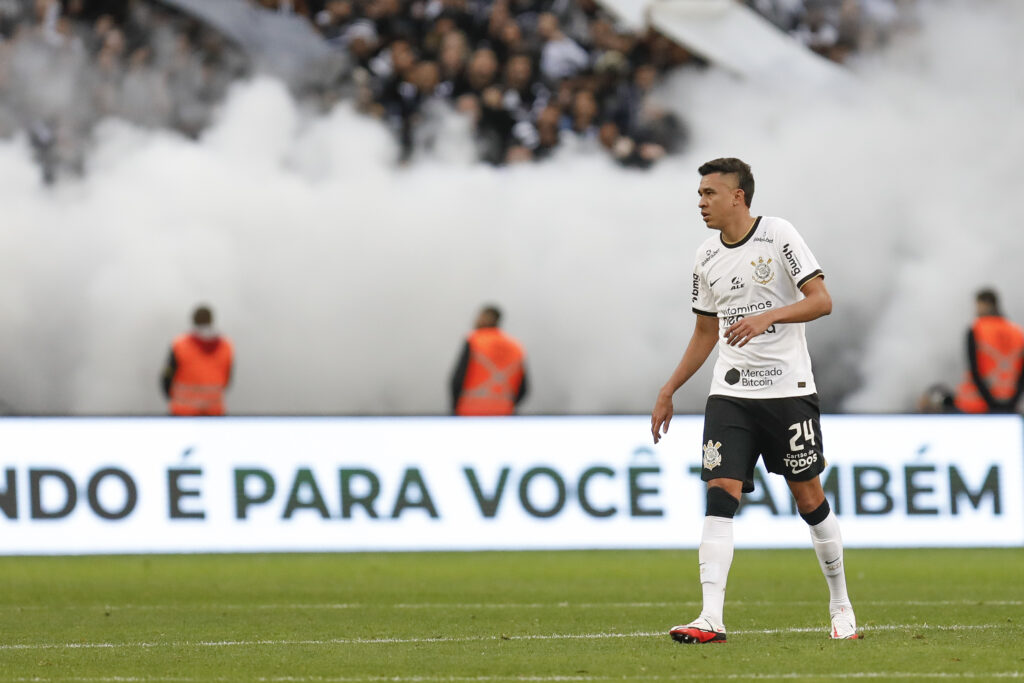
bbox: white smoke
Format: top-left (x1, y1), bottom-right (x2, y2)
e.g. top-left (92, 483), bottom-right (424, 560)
top-left (0, 0), bottom-right (1020, 416)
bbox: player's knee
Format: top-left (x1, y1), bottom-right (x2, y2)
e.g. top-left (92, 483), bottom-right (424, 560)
top-left (788, 479), bottom-right (826, 515)
top-left (799, 498), bottom-right (830, 526)
top-left (705, 486), bottom-right (740, 519)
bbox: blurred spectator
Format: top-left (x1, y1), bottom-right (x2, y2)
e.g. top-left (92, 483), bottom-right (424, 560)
top-left (393, 59), bottom-right (441, 161)
top-left (366, 0), bottom-right (419, 47)
top-left (315, 0), bottom-right (354, 42)
top-left (556, 0), bottom-right (602, 47)
top-left (161, 305), bottom-right (235, 417)
top-left (464, 45), bottom-right (499, 94)
top-left (791, 0), bottom-right (843, 60)
top-left (501, 52), bottom-right (547, 126)
top-left (435, 30), bottom-right (469, 98)
top-left (369, 37), bottom-right (417, 110)
top-left (492, 16), bottom-right (530, 65)
top-left (344, 19), bottom-right (380, 69)
top-left (118, 44), bottom-right (172, 127)
top-left (567, 88), bottom-right (598, 139)
top-left (536, 11), bottom-right (588, 84)
top-left (484, 0), bottom-right (513, 52)
top-left (450, 304), bottom-right (528, 416)
top-left (532, 103), bottom-right (561, 160)
top-left (916, 384), bottom-right (956, 414)
top-left (476, 83), bottom-right (516, 164)
top-left (953, 289), bottom-right (1024, 414)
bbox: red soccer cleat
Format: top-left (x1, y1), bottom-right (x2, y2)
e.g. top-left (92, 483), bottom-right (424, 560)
top-left (669, 617), bottom-right (727, 644)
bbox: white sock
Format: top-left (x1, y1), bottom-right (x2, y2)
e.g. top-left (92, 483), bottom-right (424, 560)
top-left (698, 515), bottom-right (734, 629)
top-left (808, 509), bottom-right (851, 610)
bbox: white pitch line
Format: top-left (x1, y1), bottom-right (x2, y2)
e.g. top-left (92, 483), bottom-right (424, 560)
top-left (2, 600), bottom-right (1020, 611)
top-left (5, 673), bottom-right (1024, 682)
top-left (0, 623), bottom-right (1011, 652)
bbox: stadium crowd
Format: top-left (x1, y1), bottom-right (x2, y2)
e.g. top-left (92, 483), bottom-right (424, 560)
top-left (0, 0), bottom-right (916, 179)
top-left (749, 0), bottom-right (918, 63)
top-left (309, 0), bottom-right (692, 165)
top-left (271, 0), bottom-right (917, 165)
top-left (0, 0), bottom-right (246, 181)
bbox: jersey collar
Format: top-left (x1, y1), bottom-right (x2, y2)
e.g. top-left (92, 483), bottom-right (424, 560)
top-left (720, 216), bottom-right (762, 249)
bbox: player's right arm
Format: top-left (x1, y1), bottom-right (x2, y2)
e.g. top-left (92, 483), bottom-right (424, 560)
top-left (651, 313), bottom-right (719, 444)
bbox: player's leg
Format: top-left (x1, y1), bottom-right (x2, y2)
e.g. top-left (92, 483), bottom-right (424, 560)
top-left (670, 397), bottom-right (755, 644)
top-left (670, 479), bottom-right (740, 644)
top-left (758, 394), bottom-right (858, 639)
top-left (699, 479), bottom-right (742, 628)
top-left (788, 477), bottom-right (858, 639)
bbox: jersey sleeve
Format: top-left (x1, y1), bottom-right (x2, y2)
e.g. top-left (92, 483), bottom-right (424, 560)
top-left (777, 220), bottom-right (823, 289)
top-left (691, 253), bottom-right (717, 317)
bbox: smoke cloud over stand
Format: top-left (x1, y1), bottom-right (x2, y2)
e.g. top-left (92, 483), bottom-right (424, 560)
top-left (0, 0), bottom-right (1020, 416)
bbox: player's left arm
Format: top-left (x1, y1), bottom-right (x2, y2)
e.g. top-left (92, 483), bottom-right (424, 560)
top-left (724, 275), bottom-right (832, 347)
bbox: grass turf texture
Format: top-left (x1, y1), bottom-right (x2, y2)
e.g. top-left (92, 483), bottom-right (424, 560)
top-left (1, 549), bottom-right (1022, 682)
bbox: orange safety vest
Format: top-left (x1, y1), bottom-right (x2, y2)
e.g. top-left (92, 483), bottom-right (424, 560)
top-left (954, 316), bottom-right (1024, 413)
top-left (169, 334), bottom-right (234, 416)
top-left (455, 327), bottom-right (525, 416)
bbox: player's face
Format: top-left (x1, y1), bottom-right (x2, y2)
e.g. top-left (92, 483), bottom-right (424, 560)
top-left (697, 173), bottom-right (742, 230)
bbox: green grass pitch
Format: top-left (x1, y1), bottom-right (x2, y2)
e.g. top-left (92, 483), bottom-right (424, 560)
top-left (1, 548), bottom-right (1022, 682)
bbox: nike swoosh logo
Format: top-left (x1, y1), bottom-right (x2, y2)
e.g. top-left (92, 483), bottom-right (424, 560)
top-left (825, 558), bottom-right (840, 565)
top-left (710, 278), bottom-right (721, 288)
top-left (791, 465), bottom-right (811, 474)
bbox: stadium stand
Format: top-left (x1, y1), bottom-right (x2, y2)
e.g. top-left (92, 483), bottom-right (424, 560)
top-left (0, 0), bottom-right (917, 179)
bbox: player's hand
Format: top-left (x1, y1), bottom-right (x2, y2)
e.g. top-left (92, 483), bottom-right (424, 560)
top-left (724, 314), bottom-right (773, 347)
top-left (651, 392), bottom-right (674, 444)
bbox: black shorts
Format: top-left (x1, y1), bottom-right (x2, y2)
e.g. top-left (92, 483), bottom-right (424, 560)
top-left (701, 393), bottom-right (826, 493)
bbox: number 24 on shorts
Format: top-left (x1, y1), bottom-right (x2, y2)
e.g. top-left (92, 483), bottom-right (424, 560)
top-left (788, 419), bottom-right (816, 451)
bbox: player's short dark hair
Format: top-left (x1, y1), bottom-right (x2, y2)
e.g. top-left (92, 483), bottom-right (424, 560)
top-left (976, 289), bottom-right (1000, 314)
top-left (192, 305), bottom-right (213, 326)
top-left (698, 157), bottom-right (754, 207)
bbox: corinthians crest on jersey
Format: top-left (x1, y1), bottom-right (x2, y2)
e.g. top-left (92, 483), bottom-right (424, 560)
top-left (751, 256), bottom-right (774, 285)
top-left (691, 216), bottom-right (824, 400)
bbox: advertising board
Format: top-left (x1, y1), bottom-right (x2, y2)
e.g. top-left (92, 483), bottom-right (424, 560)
top-left (0, 415), bottom-right (1019, 553)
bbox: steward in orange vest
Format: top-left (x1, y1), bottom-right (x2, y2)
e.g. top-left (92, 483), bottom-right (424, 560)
top-left (161, 305), bottom-right (234, 416)
top-left (954, 290), bottom-right (1024, 414)
top-left (450, 305), bottom-right (528, 416)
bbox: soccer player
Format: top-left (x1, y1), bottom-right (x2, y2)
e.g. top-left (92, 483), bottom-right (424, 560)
top-left (650, 158), bottom-right (858, 643)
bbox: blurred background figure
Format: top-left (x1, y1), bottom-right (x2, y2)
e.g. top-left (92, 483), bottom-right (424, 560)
top-left (450, 304), bottom-right (528, 416)
top-left (953, 289), bottom-right (1024, 414)
top-left (161, 305), bottom-right (234, 416)
top-left (915, 383), bottom-right (956, 414)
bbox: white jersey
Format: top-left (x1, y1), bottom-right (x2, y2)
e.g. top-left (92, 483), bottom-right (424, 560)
top-left (691, 216), bottom-right (823, 399)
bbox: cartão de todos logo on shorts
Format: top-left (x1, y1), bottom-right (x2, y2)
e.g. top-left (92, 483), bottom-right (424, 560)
top-left (751, 256), bottom-right (775, 285)
top-left (783, 451), bottom-right (820, 475)
top-left (703, 440), bottom-right (723, 471)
